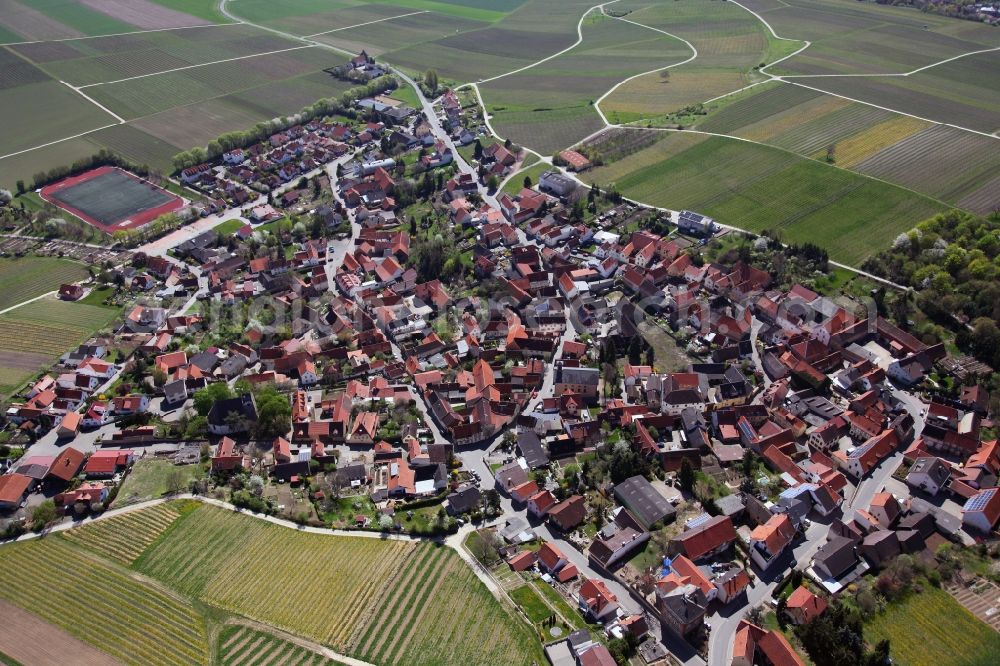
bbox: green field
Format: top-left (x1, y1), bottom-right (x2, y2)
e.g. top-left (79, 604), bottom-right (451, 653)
top-left (0, 294), bottom-right (119, 398)
top-left (0, 537), bottom-right (211, 666)
top-left (503, 162), bottom-right (548, 195)
top-left (481, 12), bottom-right (691, 153)
top-left (217, 626), bottom-right (349, 666)
top-left (865, 586), bottom-right (1000, 666)
top-left (0, 256), bottom-right (90, 311)
top-left (112, 459), bottom-right (206, 507)
top-left (0, 501), bottom-right (542, 666)
top-left (583, 132), bottom-right (949, 265)
top-left (133, 503), bottom-right (541, 665)
top-left (602, 0), bottom-right (778, 123)
top-left (510, 584), bottom-right (551, 623)
top-left (62, 502), bottom-right (186, 564)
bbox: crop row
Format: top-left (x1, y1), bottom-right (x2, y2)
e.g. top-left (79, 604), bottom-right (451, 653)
top-left (0, 538), bottom-right (209, 665)
top-left (62, 503), bottom-right (181, 564)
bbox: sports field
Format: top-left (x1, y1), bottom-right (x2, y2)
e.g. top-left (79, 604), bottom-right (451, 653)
top-left (41, 167), bottom-right (182, 231)
top-left (583, 132), bottom-right (949, 265)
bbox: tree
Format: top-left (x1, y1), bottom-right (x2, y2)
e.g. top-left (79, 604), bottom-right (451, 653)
top-left (523, 175), bottom-right (532, 189)
top-left (15, 180), bottom-right (25, 195)
top-left (487, 174), bottom-right (498, 191)
top-left (423, 69), bottom-right (439, 93)
top-left (473, 139), bottom-right (483, 160)
top-left (256, 386), bottom-right (292, 439)
top-left (678, 458), bottom-right (695, 493)
top-left (627, 335), bottom-right (642, 365)
top-left (193, 383), bottom-right (232, 416)
top-left (165, 467), bottom-right (187, 494)
top-left (30, 499), bottom-right (58, 531)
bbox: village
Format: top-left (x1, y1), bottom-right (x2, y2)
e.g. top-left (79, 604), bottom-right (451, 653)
top-left (0, 48), bottom-right (998, 666)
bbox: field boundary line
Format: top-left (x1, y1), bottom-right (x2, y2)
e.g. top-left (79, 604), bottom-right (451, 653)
top-left (473, 0), bottom-right (621, 85)
top-left (223, 619), bottom-right (374, 666)
top-left (0, 22), bottom-right (243, 47)
top-left (77, 44), bottom-right (317, 88)
top-left (0, 291), bottom-right (58, 316)
top-left (302, 10), bottom-right (429, 39)
top-left (0, 122), bottom-right (121, 161)
top-left (592, 8), bottom-right (699, 127)
top-left (60, 81), bottom-right (126, 122)
top-left (779, 44), bottom-right (1000, 79)
top-left (725, 0), bottom-right (1000, 144)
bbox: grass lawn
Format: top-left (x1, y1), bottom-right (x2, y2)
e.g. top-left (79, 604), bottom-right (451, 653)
top-left (78, 286), bottom-right (116, 308)
top-left (531, 579), bottom-right (589, 631)
top-left (0, 257), bottom-right (90, 311)
top-left (213, 218), bottom-right (249, 236)
top-left (388, 84), bottom-right (421, 109)
top-left (503, 163), bottom-right (549, 196)
top-left (865, 585), bottom-right (1000, 666)
top-left (112, 459), bottom-right (206, 507)
top-left (510, 584), bottom-right (552, 624)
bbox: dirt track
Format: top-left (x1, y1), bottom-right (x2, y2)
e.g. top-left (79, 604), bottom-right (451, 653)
top-left (0, 599), bottom-right (120, 666)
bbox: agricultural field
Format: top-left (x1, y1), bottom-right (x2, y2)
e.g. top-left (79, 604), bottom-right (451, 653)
top-left (0, 600), bottom-right (120, 666)
top-left (0, 536), bottom-right (211, 666)
top-left (217, 626), bottom-right (348, 666)
top-left (793, 57), bottom-right (1000, 135)
top-left (0, 256), bottom-right (91, 311)
top-left (853, 125), bottom-right (1000, 212)
top-left (865, 585), bottom-right (1000, 666)
top-left (133, 503), bottom-right (541, 665)
top-left (480, 12), bottom-right (691, 154)
top-left (61, 502), bottom-right (185, 564)
top-left (601, 0), bottom-right (779, 123)
top-left (742, 0), bottom-right (1000, 76)
top-left (583, 132), bottom-right (948, 265)
top-left (0, 18), bottom-right (354, 187)
top-left (0, 295), bottom-right (119, 398)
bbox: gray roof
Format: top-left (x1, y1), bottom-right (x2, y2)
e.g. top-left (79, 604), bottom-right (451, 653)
top-left (516, 431), bottom-right (549, 469)
top-left (613, 475), bottom-right (676, 528)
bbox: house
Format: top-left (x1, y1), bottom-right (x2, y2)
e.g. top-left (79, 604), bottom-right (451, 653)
top-left (207, 394), bottom-right (258, 435)
top-left (46, 446), bottom-right (85, 484)
top-left (495, 460), bottom-right (529, 493)
top-left (677, 210), bottom-right (715, 237)
top-left (57, 411), bottom-right (81, 439)
top-left (749, 513), bottom-right (796, 570)
top-left (348, 411), bottom-right (380, 446)
top-left (578, 578), bottom-right (619, 622)
top-left (962, 487), bottom-right (1000, 533)
top-left (55, 482), bottom-right (108, 511)
top-left (811, 535), bottom-right (859, 580)
top-left (613, 475), bottom-right (676, 529)
top-left (732, 620), bottom-right (805, 666)
top-left (212, 437), bottom-right (249, 473)
top-left (508, 550), bottom-right (537, 572)
top-left (538, 170), bottom-right (577, 198)
top-left (656, 582), bottom-right (708, 637)
top-left (548, 494), bottom-right (587, 531)
top-left (112, 394), bottom-right (150, 416)
top-left (58, 283), bottom-right (85, 300)
top-left (905, 456), bottom-right (951, 496)
top-left (83, 449), bottom-right (135, 478)
top-left (0, 473), bottom-right (33, 510)
top-left (785, 586), bottom-right (827, 625)
top-left (670, 515), bottom-right (737, 561)
top-left (446, 485), bottom-right (481, 515)
top-left (538, 541), bottom-right (568, 574)
top-left (559, 149), bottom-right (592, 171)
top-left (868, 492), bottom-right (901, 528)
top-left (527, 489), bottom-right (557, 518)
top-left (589, 520), bottom-right (649, 569)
